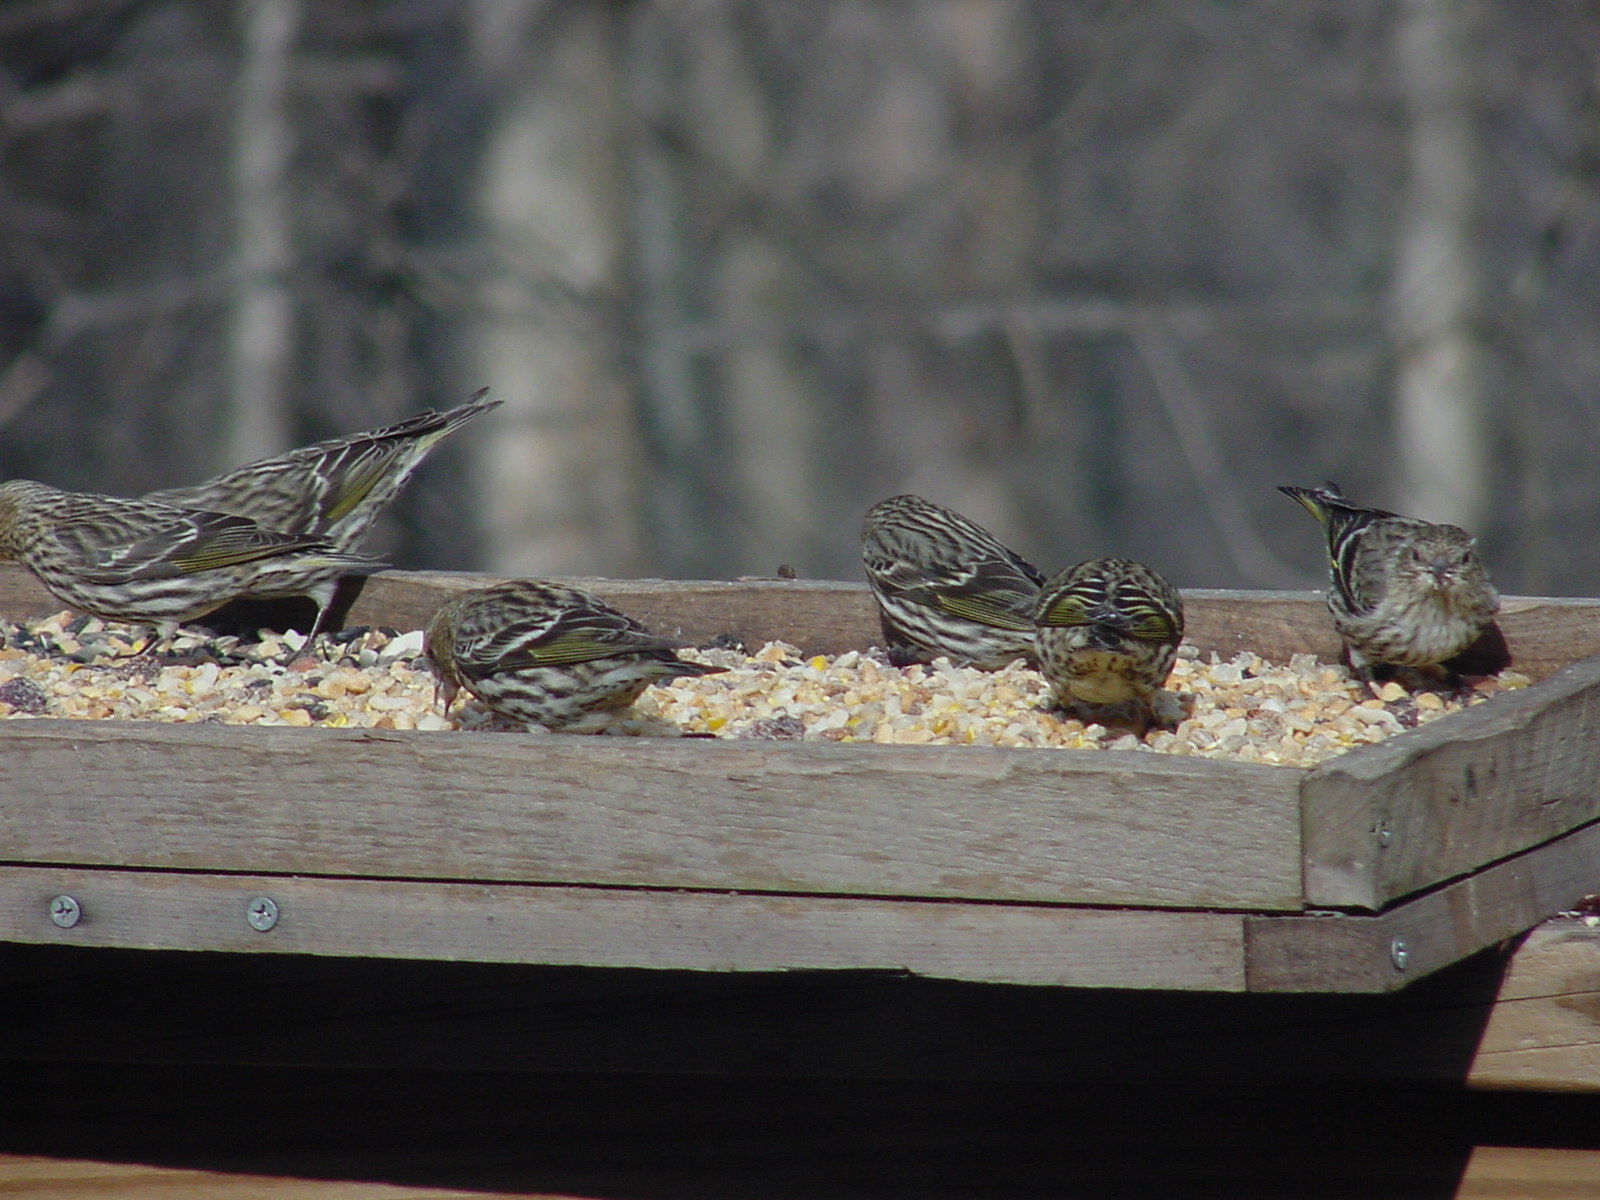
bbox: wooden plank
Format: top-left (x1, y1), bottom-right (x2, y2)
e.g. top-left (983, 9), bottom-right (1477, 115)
top-left (362, 580), bottom-right (1599, 682)
top-left (10, 842), bottom-right (1592, 996)
top-left (1180, 586), bottom-right (1343, 666)
top-left (6, 562), bottom-right (1600, 924)
top-left (1186, 592), bottom-right (1600, 685)
top-left (0, 867), bottom-right (1247, 990)
top-left (0, 562), bottom-right (67, 619)
top-left (14, 1148), bottom-right (1600, 1200)
top-left (1457, 1147), bottom-right (1600, 1199)
top-left (1484, 595), bottom-right (1600, 682)
top-left (1300, 654), bottom-right (1600, 910)
top-left (1246, 820), bottom-right (1600, 992)
top-left (5, 563), bottom-right (1597, 676)
top-left (1469, 916), bottom-right (1600, 1092)
top-left (0, 720), bottom-right (1304, 911)
top-left (0, 1156), bottom-right (555, 1200)
top-left (350, 571), bottom-right (888, 658)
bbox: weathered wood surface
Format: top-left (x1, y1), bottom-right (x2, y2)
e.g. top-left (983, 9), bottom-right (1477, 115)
top-left (354, 571), bottom-right (890, 659)
top-left (5, 564), bottom-right (1600, 988)
top-left (1301, 652), bottom-right (1600, 910)
top-left (1471, 917), bottom-right (1600, 1091)
top-left (0, 866), bottom-right (1247, 990)
top-left (0, 815), bottom-right (1593, 993)
top-left (6, 1149), bottom-right (1598, 1200)
top-left (0, 1157), bottom-right (539, 1200)
top-left (1457, 1148), bottom-right (1600, 1198)
top-left (2, 564), bottom-right (1596, 678)
top-left (351, 581), bottom-right (1600, 683)
top-left (0, 720), bottom-right (1304, 911)
top-left (1247, 819), bottom-right (1600, 992)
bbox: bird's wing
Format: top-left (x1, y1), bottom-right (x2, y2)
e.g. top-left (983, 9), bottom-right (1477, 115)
top-left (881, 556), bottom-right (1040, 633)
top-left (79, 510), bottom-right (334, 583)
top-left (457, 597), bottom-right (682, 677)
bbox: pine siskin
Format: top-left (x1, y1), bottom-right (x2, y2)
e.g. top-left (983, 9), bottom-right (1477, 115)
top-left (861, 494), bottom-right (1045, 670)
top-left (424, 579), bottom-right (728, 733)
top-left (1033, 556), bottom-right (1185, 733)
top-left (0, 479), bottom-right (382, 646)
top-left (145, 390), bottom-right (500, 553)
top-left (1279, 482), bottom-right (1501, 687)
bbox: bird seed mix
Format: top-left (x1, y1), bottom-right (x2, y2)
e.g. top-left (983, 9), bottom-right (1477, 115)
top-left (0, 611), bottom-right (1529, 767)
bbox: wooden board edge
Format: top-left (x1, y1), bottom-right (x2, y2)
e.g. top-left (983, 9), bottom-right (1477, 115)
top-left (7, 562), bottom-right (1598, 669)
top-left (0, 867), bottom-right (1249, 991)
top-left (0, 1155), bottom-right (546, 1200)
top-left (0, 722), bottom-right (1308, 913)
top-left (1246, 819), bottom-right (1600, 993)
top-left (1299, 652), bottom-right (1600, 910)
top-left (1469, 915), bottom-right (1600, 1092)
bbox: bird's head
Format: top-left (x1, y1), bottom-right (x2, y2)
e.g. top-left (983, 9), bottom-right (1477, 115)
top-left (422, 601), bottom-right (462, 712)
top-left (1405, 526), bottom-right (1478, 592)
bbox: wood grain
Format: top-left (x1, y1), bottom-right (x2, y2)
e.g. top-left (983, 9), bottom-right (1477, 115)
top-left (0, 866), bottom-right (1247, 990)
top-left (1457, 1147), bottom-right (1600, 1198)
top-left (6, 564), bottom-right (1600, 982)
top-left (9, 1144), bottom-right (1600, 1200)
top-left (1300, 653), bottom-right (1600, 910)
top-left (1470, 917), bottom-right (1600, 1091)
top-left (3, 564), bottom-right (1596, 676)
top-left (0, 720), bottom-right (1304, 910)
top-left (350, 571), bottom-right (889, 657)
top-left (0, 1156), bottom-right (546, 1200)
top-left (1246, 819), bottom-right (1600, 992)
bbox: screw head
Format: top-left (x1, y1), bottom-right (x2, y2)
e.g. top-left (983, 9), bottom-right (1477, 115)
top-left (246, 896), bottom-right (280, 932)
top-left (1390, 936), bottom-right (1409, 971)
top-left (48, 894), bottom-right (81, 928)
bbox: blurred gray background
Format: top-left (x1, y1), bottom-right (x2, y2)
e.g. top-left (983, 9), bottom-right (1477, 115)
top-left (0, 0), bottom-right (1593, 593)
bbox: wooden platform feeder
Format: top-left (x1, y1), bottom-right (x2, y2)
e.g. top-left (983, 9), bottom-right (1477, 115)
top-left (3, 564), bottom-right (1599, 995)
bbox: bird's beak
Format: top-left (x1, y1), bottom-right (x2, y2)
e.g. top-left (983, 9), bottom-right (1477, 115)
top-left (1086, 609), bottom-right (1129, 649)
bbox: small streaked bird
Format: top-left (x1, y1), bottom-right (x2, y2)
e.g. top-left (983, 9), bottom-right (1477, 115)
top-left (424, 579), bottom-right (728, 733)
top-left (145, 389), bottom-right (500, 552)
top-left (1279, 482), bottom-right (1501, 687)
top-left (1033, 557), bottom-right (1185, 733)
top-left (0, 479), bottom-right (382, 648)
top-left (861, 494), bottom-right (1045, 670)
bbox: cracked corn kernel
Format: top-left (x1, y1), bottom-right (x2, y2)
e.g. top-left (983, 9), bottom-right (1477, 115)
top-left (644, 643), bottom-right (1528, 765)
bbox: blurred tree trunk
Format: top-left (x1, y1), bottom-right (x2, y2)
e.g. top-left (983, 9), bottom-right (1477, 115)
top-left (227, 0), bottom-right (301, 474)
top-left (622, 5), bottom-right (712, 577)
top-left (1390, 0), bottom-right (1487, 528)
top-left (867, 1), bottom-right (1035, 563)
top-left (466, 1), bottom-right (645, 577)
top-left (683, 12), bottom-right (823, 577)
